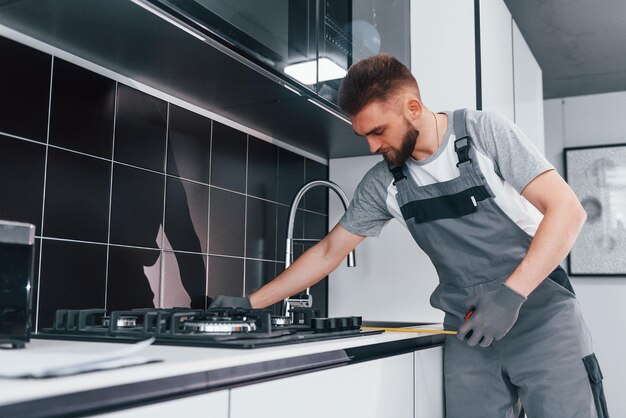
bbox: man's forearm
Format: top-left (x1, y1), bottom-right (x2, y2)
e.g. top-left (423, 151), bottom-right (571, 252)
top-left (248, 240), bottom-right (343, 309)
top-left (505, 200), bottom-right (586, 297)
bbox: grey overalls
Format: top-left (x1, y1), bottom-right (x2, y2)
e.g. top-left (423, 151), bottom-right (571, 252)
top-left (389, 109), bottom-right (609, 417)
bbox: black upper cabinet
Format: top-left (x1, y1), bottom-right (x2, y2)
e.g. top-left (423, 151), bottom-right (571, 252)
top-left (0, 37), bottom-right (51, 142)
top-left (49, 59), bottom-right (116, 158)
top-left (247, 136), bottom-right (278, 201)
top-left (210, 122), bottom-right (247, 193)
top-left (167, 105), bottom-right (211, 184)
top-left (0, 135), bottom-right (46, 230)
top-left (115, 85), bottom-right (167, 172)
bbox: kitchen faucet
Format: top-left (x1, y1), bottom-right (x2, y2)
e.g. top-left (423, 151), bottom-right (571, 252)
top-left (283, 180), bottom-right (356, 318)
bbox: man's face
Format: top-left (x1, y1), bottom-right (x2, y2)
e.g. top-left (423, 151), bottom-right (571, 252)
top-left (352, 100), bottom-right (419, 166)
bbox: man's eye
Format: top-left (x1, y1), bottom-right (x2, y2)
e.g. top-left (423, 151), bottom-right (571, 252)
top-left (374, 130), bottom-right (383, 136)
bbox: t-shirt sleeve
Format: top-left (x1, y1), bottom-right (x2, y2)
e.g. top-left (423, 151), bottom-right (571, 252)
top-left (339, 163), bottom-right (393, 238)
top-left (469, 111), bottom-right (554, 193)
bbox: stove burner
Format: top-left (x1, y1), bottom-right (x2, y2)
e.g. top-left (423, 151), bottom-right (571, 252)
top-left (116, 316), bottom-right (137, 328)
top-left (182, 320), bottom-right (256, 335)
top-left (271, 316), bottom-right (292, 326)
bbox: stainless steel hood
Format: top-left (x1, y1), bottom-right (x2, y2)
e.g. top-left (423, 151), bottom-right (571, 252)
top-left (0, 0), bottom-right (371, 159)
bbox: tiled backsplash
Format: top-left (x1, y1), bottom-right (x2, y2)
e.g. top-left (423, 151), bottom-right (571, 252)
top-left (0, 35), bottom-right (329, 329)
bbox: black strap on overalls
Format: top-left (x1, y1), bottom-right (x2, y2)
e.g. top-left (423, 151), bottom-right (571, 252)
top-left (388, 109), bottom-right (492, 223)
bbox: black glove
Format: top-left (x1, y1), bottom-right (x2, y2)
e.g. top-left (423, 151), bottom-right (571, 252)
top-left (209, 295), bottom-right (252, 309)
top-left (457, 283), bottom-right (526, 347)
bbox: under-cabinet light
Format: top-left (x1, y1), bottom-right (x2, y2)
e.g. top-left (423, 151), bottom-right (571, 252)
top-left (284, 58), bottom-right (347, 85)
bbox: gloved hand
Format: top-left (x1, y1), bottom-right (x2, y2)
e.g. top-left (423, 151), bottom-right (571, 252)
top-left (209, 295), bottom-right (252, 309)
top-left (457, 283), bottom-right (526, 347)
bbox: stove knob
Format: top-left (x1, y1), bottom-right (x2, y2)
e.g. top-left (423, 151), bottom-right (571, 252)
top-left (338, 317), bottom-right (350, 330)
top-left (311, 318), bottom-right (329, 333)
top-left (350, 316), bottom-right (362, 329)
top-left (327, 317), bottom-right (339, 331)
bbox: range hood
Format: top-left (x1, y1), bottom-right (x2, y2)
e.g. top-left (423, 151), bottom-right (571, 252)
top-left (0, 0), bottom-right (371, 159)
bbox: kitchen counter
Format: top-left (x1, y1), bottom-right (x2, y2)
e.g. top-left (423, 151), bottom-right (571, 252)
top-left (0, 324), bottom-right (444, 417)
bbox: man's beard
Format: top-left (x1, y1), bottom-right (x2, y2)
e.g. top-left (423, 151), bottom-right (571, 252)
top-left (381, 123), bottom-right (419, 166)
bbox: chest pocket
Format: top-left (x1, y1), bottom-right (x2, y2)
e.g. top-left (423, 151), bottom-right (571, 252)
top-left (400, 184), bottom-right (491, 223)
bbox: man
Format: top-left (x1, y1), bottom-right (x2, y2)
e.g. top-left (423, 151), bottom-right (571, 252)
top-left (212, 54), bottom-right (608, 417)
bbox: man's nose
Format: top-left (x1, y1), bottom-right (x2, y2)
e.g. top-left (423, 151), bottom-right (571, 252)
top-left (366, 137), bottom-right (381, 154)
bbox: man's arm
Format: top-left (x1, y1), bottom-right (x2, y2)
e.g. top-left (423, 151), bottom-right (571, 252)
top-left (249, 224), bottom-right (365, 308)
top-left (504, 169), bottom-right (587, 297)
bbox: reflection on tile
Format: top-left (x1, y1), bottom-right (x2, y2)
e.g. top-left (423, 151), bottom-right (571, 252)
top-left (164, 177), bottom-right (208, 254)
top-left (107, 245), bottom-right (160, 311)
top-left (276, 206), bottom-right (304, 264)
top-left (304, 159), bottom-right (328, 213)
top-left (210, 122), bottom-right (247, 192)
top-left (277, 148), bottom-right (305, 205)
top-left (162, 251), bottom-right (207, 309)
top-left (31, 238), bottom-right (40, 332)
top-left (114, 85), bottom-right (167, 172)
top-left (110, 164), bottom-right (164, 248)
top-left (49, 59), bottom-right (116, 157)
top-left (207, 255), bottom-right (244, 299)
top-left (167, 105), bottom-right (211, 183)
top-left (37, 240), bottom-right (107, 328)
top-left (247, 136), bottom-right (277, 201)
top-left (209, 188), bottom-right (245, 257)
top-left (0, 135), bottom-right (45, 230)
top-left (246, 197), bottom-right (277, 261)
top-left (43, 148), bottom-right (111, 242)
top-left (0, 36), bottom-right (51, 142)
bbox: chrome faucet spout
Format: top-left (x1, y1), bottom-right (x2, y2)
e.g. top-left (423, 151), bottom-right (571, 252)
top-left (283, 180), bottom-right (356, 317)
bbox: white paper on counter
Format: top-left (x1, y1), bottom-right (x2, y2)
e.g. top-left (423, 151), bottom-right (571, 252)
top-left (0, 338), bottom-right (160, 378)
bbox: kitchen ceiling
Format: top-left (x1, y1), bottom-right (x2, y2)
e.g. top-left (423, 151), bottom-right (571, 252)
top-left (504, 0), bottom-right (626, 99)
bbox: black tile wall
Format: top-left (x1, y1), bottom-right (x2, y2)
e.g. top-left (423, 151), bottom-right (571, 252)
top-left (164, 177), bottom-right (209, 254)
top-left (167, 105), bottom-right (211, 183)
top-left (43, 148), bottom-right (111, 242)
top-left (207, 255), bottom-right (244, 298)
top-left (0, 36), bottom-right (51, 142)
top-left (0, 35), bottom-right (329, 328)
top-left (0, 134), bottom-right (46, 230)
top-left (114, 85), bottom-right (167, 172)
top-left (49, 59), bottom-right (116, 158)
top-left (38, 240), bottom-right (107, 328)
top-left (246, 197), bottom-right (277, 261)
top-left (304, 159), bottom-right (329, 213)
top-left (110, 163), bottom-right (165, 248)
top-left (210, 122), bottom-right (247, 192)
top-left (247, 136), bottom-right (278, 201)
top-left (107, 246), bottom-right (160, 311)
top-left (209, 187), bottom-right (246, 257)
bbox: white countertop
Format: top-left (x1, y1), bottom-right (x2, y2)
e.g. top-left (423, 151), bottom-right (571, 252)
top-left (0, 324), bottom-right (444, 407)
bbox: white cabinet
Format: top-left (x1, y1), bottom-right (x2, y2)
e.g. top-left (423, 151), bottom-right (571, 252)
top-left (415, 346), bottom-right (444, 418)
top-left (92, 390), bottom-right (229, 418)
top-left (512, 21), bottom-right (545, 154)
top-left (229, 353), bottom-right (414, 418)
top-left (410, 0), bottom-right (476, 111)
top-left (479, 0), bottom-right (515, 120)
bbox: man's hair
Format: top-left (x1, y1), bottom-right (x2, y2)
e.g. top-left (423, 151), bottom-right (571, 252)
top-left (338, 54), bottom-right (419, 116)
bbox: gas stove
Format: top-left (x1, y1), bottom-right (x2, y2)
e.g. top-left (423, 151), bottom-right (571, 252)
top-left (34, 307), bottom-right (381, 349)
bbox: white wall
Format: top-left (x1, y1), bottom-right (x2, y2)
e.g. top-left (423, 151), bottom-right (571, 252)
top-left (544, 93), bottom-right (626, 416)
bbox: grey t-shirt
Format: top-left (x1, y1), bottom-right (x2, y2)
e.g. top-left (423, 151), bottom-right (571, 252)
top-left (339, 109), bottom-right (554, 237)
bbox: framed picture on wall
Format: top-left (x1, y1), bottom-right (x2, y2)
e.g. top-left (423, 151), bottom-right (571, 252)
top-left (564, 143), bottom-right (626, 276)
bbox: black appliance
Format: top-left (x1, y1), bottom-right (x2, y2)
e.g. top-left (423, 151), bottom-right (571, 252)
top-left (0, 220), bottom-right (36, 349)
top-left (35, 307), bottom-right (381, 349)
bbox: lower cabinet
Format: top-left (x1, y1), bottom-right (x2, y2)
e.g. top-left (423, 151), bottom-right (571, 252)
top-left (415, 346), bottom-right (445, 418)
top-left (92, 390), bottom-right (229, 418)
top-left (230, 353), bottom-right (414, 418)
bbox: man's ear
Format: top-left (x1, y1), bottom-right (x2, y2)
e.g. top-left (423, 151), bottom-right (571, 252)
top-left (406, 97), bottom-right (423, 120)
